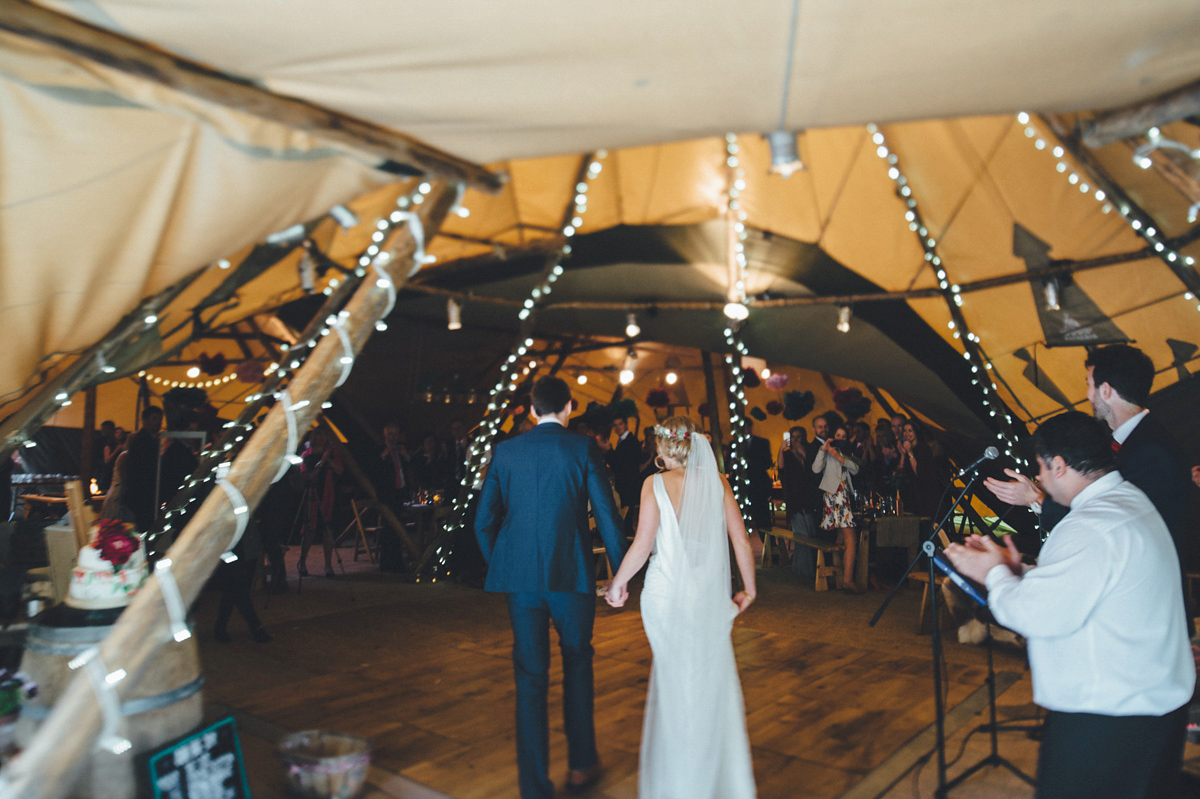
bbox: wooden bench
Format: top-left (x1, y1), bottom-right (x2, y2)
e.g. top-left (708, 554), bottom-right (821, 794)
top-left (760, 526), bottom-right (794, 568)
top-left (790, 532), bottom-right (845, 591)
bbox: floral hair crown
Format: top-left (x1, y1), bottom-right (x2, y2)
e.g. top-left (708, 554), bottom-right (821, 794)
top-left (653, 424), bottom-right (689, 441)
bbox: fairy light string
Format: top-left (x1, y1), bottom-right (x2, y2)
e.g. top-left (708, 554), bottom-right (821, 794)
top-left (1016, 112), bottom-right (1200, 312)
top-left (868, 123), bottom-right (1030, 467)
top-left (431, 153), bottom-right (606, 581)
top-left (723, 325), bottom-right (754, 526)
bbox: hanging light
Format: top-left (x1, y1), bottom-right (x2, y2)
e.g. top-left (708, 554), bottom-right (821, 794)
top-left (665, 371), bottom-right (678, 385)
top-left (186, 367), bottom-right (200, 378)
top-left (447, 298), bottom-right (462, 330)
top-left (761, 368), bottom-right (771, 378)
top-left (625, 312), bottom-right (641, 338)
top-left (619, 349), bottom-right (636, 385)
top-left (1043, 279), bottom-right (1061, 311)
top-left (723, 301), bottom-right (750, 321)
top-left (576, 374), bottom-right (588, 385)
top-left (765, 131), bottom-right (805, 177)
top-left (329, 204), bottom-right (359, 229)
top-left (836, 306), bottom-right (852, 333)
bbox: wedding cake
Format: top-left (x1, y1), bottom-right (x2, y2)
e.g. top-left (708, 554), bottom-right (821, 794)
top-left (66, 519), bottom-right (148, 609)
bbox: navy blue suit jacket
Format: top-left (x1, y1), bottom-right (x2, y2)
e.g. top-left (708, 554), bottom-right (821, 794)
top-left (475, 422), bottom-right (626, 594)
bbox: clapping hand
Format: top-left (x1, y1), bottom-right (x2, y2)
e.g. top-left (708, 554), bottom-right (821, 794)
top-left (983, 468), bottom-right (1044, 508)
top-left (944, 534), bottom-right (1021, 584)
top-left (604, 580), bottom-right (628, 608)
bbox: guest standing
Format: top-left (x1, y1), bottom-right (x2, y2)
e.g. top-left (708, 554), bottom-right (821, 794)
top-left (812, 422), bottom-right (861, 593)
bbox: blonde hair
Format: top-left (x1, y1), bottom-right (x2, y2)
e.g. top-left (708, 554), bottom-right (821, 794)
top-left (655, 416), bottom-right (701, 465)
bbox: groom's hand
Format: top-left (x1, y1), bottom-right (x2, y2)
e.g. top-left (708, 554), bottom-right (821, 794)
top-left (604, 581), bottom-right (628, 608)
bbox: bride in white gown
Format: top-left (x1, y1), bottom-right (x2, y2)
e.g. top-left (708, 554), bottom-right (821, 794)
top-left (605, 416), bottom-right (758, 799)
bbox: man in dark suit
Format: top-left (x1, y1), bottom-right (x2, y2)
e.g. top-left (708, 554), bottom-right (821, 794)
top-left (603, 415), bottom-right (642, 537)
top-left (475, 376), bottom-right (626, 799)
top-left (985, 344), bottom-right (1194, 633)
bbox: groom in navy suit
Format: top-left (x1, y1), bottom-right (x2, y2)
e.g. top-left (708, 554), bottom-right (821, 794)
top-left (475, 376), bottom-right (626, 798)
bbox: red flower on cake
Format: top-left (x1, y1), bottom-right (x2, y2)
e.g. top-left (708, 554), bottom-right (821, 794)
top-left (95, 519), bottom-right (138, 567)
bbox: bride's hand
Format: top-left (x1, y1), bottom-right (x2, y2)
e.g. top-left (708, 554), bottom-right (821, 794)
top-left (732, 591), bottom-right (755, 614)
top-left (604, 581), bottom-right (628, 608)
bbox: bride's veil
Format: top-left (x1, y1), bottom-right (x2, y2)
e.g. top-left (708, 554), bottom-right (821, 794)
top-left (676, 431), bottom-right (732, 606)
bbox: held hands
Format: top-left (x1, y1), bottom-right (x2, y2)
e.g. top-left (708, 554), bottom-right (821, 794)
top-left (732, 591), bottom-right (755, 615)
top-left (944, 534), bottom-right (1021, 585)
top-left (604, 580), bottom-right (628, 608)
top-left (983, 468), bottom-right (1044, 508)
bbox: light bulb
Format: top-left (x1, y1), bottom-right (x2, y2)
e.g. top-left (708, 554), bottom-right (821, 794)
top-left (836, 306), bottom-right (852, 333)
top-left (723, 302), bottom-right (749, 321)
top-left (576, 374), bottom-right (588, 385)
top-left (625, 313), bottom-right (640, 338)
top-left (665, 372), bottom-right (678, 385)
top-left (186, 367), bottom-right (200, 378)
top-left (619, 368), bottom-right (634, 385)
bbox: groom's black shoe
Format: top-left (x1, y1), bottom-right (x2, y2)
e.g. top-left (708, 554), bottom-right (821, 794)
top-left (565, 762), bottom-right (603, 793)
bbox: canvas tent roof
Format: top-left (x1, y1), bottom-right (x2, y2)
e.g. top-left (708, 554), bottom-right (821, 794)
top-left (2, 0), bottom-right (1200, 454)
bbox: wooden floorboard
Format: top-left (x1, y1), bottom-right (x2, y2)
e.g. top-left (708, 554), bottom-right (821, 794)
top-left (190, 553), bottom-right (1199, 798)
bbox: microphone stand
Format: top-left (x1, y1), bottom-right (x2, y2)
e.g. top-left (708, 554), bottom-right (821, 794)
top-left (867, 469), bottom-right (980, 798)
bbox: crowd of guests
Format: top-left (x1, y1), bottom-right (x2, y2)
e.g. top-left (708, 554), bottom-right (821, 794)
top-left (774, 410), bottom-right (950, 592)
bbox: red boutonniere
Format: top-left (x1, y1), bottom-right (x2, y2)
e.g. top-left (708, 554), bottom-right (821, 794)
top-left (95, 519), bottom-right (138, 567)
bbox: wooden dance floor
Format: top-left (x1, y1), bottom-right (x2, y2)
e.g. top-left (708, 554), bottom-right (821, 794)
top-left (193, 553), bottom-right (1200, 798)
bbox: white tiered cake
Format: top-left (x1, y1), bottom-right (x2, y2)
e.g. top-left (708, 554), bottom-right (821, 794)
top-left (66, 521), bottom-right (148, 609)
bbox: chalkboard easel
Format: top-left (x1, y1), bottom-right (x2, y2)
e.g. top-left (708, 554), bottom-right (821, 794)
top-left (146, 715), bottom-right (251, 799)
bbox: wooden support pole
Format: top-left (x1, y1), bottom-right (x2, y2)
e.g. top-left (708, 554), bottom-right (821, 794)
top-left (700, 350), bottom-right (725, 473)
top-left (315, 416), bottom-right (419, 562)
top-left (0, 1), bottom-right (500, 191)
top-left (0, 182), bottom-right (459, 799)
top-left (1079, 78), bottom-right (1200, 149)
top-left (79, 386), bottom-right (96, 493)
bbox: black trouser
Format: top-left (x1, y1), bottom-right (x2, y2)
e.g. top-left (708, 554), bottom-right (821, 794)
top-left (1036, 704), bottom-right (1188, 799)
top-left (214, 556), bottom-right (263, 633)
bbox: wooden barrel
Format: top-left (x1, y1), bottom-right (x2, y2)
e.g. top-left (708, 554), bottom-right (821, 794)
top-left (16, 603), bottom-right (204, 799)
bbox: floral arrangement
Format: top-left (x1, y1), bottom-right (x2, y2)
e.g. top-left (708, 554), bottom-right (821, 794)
top-left (653, 425), bottom-right (689, 441)
top-left (0, 670), bottom-right (37, 718)
top-left (94, 519), bottom-right (139, 567)
top-left (765, 400), bottom-right (783, 416)
top-left (764, 373), bottom-right (789, 391)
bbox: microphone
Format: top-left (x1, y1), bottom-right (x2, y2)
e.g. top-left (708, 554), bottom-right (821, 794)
top-left (922, 541), bottom-right (987, 607)
top-left (955, 446), bottom-right (999, 478)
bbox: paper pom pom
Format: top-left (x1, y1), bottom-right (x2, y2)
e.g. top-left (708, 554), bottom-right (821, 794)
top-left (766, 400), bottom-right (783, 416)
top-left (750, 406), bottom-right (767, 421)
top-left (236, 359), bottom-right (266, 383)
top-left (833, 387), bottom-right (873, 421)
top-left (645, 388), bottom-right (670, 408)
top-left (782, 390), bottom-right (815, 421)
top-left (198, 352), bottom-right (227, 376)
top-left (764, 373), bottom-right (789, 391)
top-left (742, 369), bottom-right (761, 388)
top-left (610, 397), bottom-right (638, 420)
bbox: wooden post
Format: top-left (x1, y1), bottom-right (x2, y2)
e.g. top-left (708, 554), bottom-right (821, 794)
top-left (700, 350), bottom-right (725, 473)
top-left (79, 386), bottom-right (96, 495)
top-left (315, 416), bottom-right (420, 562)
top-left (0, 182), bottom-right (459, 799)
top-left (0, 1), bottom-right (499, 191)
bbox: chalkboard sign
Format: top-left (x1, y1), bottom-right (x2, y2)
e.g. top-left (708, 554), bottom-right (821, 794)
top-left (147, 716), bottom-right (251, 799)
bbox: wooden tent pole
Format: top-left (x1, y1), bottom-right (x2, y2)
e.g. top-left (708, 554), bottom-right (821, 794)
top-left (315, 415), bottom-right (420, 561)
top-left (79, 387), bottom-right (96, 493)
top-left (1079, 78), bottom-right (1200, 149)
top-left (0, 182), bottom-right (458, 799)
top-left (0, 1), bottom-right (500, 191)
top-left (701, 350), bottom-right (725, 473)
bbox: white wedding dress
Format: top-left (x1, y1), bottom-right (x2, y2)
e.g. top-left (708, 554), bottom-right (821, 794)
top-left (638, 434), bottom-right (756, 798)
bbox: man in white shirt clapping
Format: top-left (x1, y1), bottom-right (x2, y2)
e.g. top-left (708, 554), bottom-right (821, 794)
top-left (947, 411), bottom-right (1193, 799)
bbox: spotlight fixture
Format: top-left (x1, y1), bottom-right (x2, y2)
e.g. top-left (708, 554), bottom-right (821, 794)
top-left (625, 312), bottom-right (641, 338)
top-left (576, 374), bottom-right (588, 385)
top-left (761, 368), bottom-right (771, 378)
top-left (619, 348), bottom-right (636, 385)
top-left (765, 131), bottom-right (805, 177)
top-left (447, 298), bottom-right (462, 330)
top-left (665, 372), bottom-right (678, 385)
top-left (836, 306), bottom-right (852, 333)
top-left (186, 367), bottom-right (200, 378)
top-left (723, 301), bottom-right (750, 321)
top-left (1043, 279), bottom-right (1061, 312)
